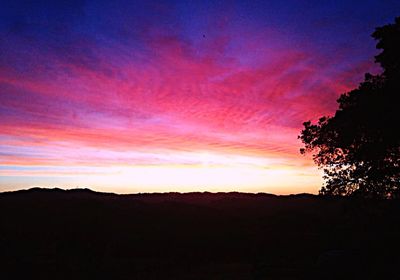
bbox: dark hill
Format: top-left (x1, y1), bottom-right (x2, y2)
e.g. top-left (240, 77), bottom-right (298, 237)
top-left (1, 188), bottom-right (399, 279)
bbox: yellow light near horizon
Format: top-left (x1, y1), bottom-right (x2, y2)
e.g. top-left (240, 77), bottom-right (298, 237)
top-left (85, 164), bottom-right (322, 194)
top-left (0, 150), bottom-right (323, 194)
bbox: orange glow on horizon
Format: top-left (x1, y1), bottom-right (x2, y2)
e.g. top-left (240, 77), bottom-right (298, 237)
top-left (0, 150), bottom-right (322, 194)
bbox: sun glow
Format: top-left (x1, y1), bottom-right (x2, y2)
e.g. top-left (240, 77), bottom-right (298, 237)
top-left (77, 162), bottom-right (322, 194)
top-left (0, 150), bottom-right (322, 194)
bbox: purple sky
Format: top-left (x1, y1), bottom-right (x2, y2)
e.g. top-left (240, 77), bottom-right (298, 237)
top-left (1, 0), bottom-right (399, 193)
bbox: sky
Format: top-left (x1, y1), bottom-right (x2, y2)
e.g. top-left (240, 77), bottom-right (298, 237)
top-left (1, 0), bottom-right (399, 194)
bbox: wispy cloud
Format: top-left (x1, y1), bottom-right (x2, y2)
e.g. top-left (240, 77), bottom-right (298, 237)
top-left (1, 0), bottom-right (397, 193)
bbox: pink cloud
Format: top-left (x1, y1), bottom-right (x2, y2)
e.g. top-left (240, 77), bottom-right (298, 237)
top-left (0, 19), bottom-right (376, 193)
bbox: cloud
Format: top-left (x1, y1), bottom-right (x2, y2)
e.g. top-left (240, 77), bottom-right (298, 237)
top-left (1, 0), bottom-right (394, 192)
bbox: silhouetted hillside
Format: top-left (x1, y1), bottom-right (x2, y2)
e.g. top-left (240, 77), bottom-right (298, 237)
top-left (1, 188), bottom-right (400, 279)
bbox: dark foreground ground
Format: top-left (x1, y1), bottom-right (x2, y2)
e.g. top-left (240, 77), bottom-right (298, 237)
top-left (1, 188), bottom-right (400, 279)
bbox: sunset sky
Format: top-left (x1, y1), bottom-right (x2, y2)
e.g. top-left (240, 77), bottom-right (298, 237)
top-left (1, 0), bottom-right (399, 194)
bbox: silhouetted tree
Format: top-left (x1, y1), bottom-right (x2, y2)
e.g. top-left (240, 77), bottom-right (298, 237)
top-left (299, 17), bottom-right (400, 198)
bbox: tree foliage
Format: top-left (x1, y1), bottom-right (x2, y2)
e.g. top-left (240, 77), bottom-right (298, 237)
top-left (299, 17), bottom-right (400, 198)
